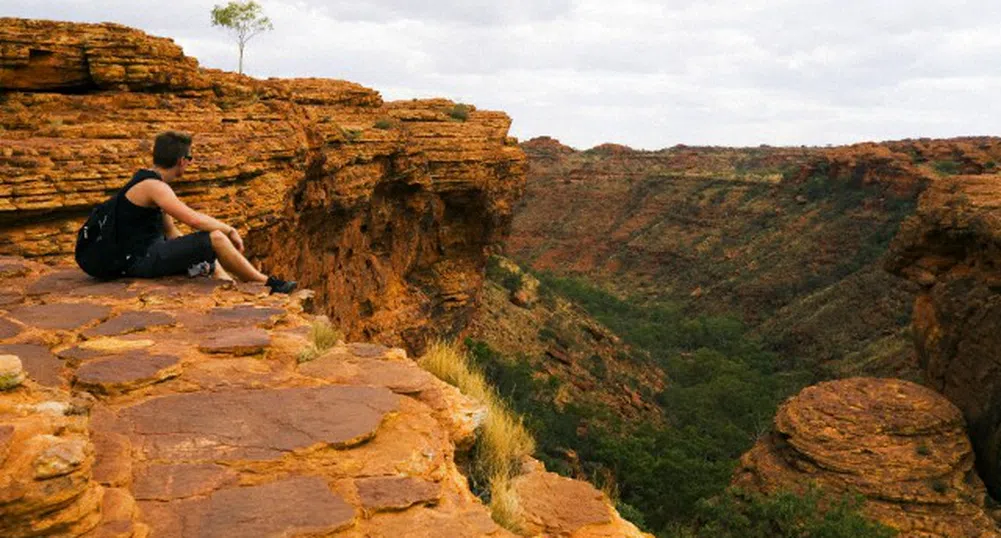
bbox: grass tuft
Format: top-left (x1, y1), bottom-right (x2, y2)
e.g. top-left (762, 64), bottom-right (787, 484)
top-left (488, 474), bottom-right (526, 534)
top-left (296, 318), bottom-right (343, 363)
top-left (418, 340), bottom-right (535, 531)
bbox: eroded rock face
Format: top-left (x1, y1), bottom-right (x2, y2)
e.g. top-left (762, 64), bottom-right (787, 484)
top-left (735, 378), bottom-right (1000, 537)
top-left (886, 173), bottom-right (1001, 499)
top-left (0, 386), bottom-right (102, 537)
top-left (0, 17), bottom-right (525, 353)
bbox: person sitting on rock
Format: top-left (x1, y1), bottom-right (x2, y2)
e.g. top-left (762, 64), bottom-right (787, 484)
top-left (115, 130), bottom-right (296, 293)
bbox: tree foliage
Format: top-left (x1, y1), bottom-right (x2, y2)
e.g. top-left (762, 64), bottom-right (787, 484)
top-left (473, 269), bottom-right (891, 535)
top-left (210, 1), bottom-right (274, 74)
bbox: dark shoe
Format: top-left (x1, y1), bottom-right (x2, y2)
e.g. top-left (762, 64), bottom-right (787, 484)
top-left (266, 275), bottom-right (297, 294)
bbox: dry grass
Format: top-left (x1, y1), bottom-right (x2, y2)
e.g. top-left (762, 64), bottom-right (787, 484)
top-left (418, 340), bottom-right (535, 532)
top-left (296, 318), bottom-right (343, 363)
top-left (488, 474), bottom-right (526, 534)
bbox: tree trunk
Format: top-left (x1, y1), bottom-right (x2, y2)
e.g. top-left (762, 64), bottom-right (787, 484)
top-left (238, 42), bottom-right (244, 74)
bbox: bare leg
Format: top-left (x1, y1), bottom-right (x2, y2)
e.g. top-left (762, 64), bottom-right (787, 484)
top-left (212, 261), bottom-right (234, 282)
top-left (209, 230), bottom-right (267, 283)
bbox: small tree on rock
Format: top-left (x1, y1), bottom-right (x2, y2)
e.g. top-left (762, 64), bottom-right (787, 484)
top-left (210, 1), bottom-right (274, 75)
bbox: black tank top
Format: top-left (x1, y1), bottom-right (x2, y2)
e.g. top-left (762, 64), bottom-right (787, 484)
top-left (116, 169), bottom-right (165, 257)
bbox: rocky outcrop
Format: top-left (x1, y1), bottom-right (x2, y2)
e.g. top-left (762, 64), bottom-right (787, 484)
top-left (735, 377), bottom-right (1001, 538)
top-left (0, 17), bottom-right (525, 352)
top-left (0, 258), bottom-right (644, 537)
top-left (887, 170), bottom-right (1001, 499)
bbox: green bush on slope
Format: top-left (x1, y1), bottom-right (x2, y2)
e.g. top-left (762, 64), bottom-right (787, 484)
top-left (472, 269), bottom-right (893, 536)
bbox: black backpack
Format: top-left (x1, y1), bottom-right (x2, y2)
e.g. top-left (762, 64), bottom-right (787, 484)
top-left (74, 170), bottom-right (158, 279)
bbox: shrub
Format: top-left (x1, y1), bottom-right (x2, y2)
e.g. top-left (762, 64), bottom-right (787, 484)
top-left (373, 118), bottom-right (394, 130)
top-left (341, 127), bottom-right (363, 142)
top-left (296, 318), bottom-right (343, 363)
top-left (933, 160), bottom-right (961, 175)
top-left (485, 256), bottom-right (523, 293)
top-left (449, 103), bottom-right (471, 121)
top-left (678, 486), bottom-right (897, 538)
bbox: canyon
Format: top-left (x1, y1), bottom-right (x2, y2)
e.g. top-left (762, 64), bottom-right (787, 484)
top-left (488, 135), bottom-right (1001, 536)
top-left (6, 14), bottom-right (1001, 538)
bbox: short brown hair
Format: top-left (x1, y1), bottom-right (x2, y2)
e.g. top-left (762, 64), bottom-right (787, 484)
top-left (152, 131), bottom-right (192, 168)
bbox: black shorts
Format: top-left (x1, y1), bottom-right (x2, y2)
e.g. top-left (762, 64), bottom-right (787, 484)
top-left (125, 232), bottom-right (216, 278)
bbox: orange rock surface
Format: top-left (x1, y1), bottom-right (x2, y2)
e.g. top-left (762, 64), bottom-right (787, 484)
top-left (886, 164), bottom-right (1001, 499)
top-left (735, 378), bottom-right (1001, 537)
top-left (0, 258), bottom-right (644, 537)
top-left (0, 17), bottom-right (525, 352)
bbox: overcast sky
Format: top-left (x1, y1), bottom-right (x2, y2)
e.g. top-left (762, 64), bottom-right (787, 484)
top-left (4, 0), bottom-right (1001, 149)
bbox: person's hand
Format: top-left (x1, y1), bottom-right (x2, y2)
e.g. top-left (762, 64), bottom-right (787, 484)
top-left (227, 227), bottom-right (244, 252)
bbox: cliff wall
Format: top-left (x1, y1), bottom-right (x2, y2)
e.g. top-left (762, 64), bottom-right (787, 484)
top-left (0, 18), bottom-right (525, 352)
top-left (887, 169), bottom-right (1001, 499)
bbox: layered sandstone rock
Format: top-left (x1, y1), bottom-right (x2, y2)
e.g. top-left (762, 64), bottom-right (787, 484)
top-left (511, 136), bottom-right (1001, 379)
top-left (886, 170), bottom-right (1001, 499)
top-left (0, 258), bottom-right (644, 537)
top-left (735, 377), bottom-right (1001, 537)
top-left (0, 17), bottom-right (525, 352)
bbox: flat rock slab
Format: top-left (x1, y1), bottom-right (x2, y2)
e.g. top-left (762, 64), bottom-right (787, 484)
top-left (511, 469), bottom-right (612, 535)
top-left (356, 476), bottom-right (441, 513)
top-left (66, 281), bottom-right (139, 300)
top-left (7, 303), bottom-right (111, 331)
top-left (0, 317), bottom-right (21, 339)
top-left (348, 343), bottom-right (392, 358)
top-left (203, 305), bottom-right (284, 328)
top-left (57, 341), bottom-right (155, 364)
top-left (119, 386), bottom-right (399, 461)
top-left (25, 270), bottom-right (95, 295)
top-left (300, 356), bottom-right (435, 395)
top-left (82, 311), bottom-right (175, 338)
top-left (197, 328), bottom-right (271, 355)
top-left (0, 344), bottom-right (63, 387)
top-left (133, 463), bottom-right (239, 501)
top-left (142, 477), bottom-right (355, 538)
top-left (74, 354), bottom-right (182, 395)
top-left (0, 289), bottom-right (24, 306)
top-left (0, 258), bottom-right (30, 278)
top-left (134, 278), bottom-right (229, 297)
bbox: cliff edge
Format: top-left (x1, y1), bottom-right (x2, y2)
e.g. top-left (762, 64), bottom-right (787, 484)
top-left (0, 257), bottom-right (646, 537)
top-left (0, 17), bottom-right (525, 352)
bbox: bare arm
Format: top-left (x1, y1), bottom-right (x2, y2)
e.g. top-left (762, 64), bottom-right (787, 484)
top-left (162, 214), bottom-right (182, 240)
top-left (145, 181), bottom-right (245, 252)
top-left (145, 181), bottom-right (230, 233)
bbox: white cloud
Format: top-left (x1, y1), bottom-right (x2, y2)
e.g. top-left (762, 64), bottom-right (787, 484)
top-left (3, 0), bottom-right (1001, 148)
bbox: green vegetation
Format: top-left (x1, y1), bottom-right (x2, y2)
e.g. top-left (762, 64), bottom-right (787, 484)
top-left (469, 269), bottom-right (892, 536)
top-left (341, 128), bottom-right (363, 142)
top-left (449, 103), bottom-right (471, 121)
top-left (671, 487), bottom-right (896, 537)
top-left (933, 159), bottom-right (962, 175)
top-left (486, 256), bottom-right (522, 293)
top-left (373, 118), bottom-right (394, 130)
top-left (210, 1), bottom-right (274, 74)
